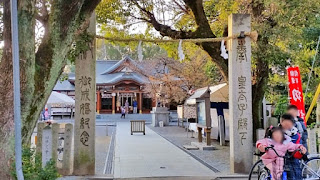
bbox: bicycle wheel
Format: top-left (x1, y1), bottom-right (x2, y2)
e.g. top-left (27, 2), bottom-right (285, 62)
top-left (249, 159), bottom-right (271, 180)
top-left (302, 157), bottom-right (320, 180)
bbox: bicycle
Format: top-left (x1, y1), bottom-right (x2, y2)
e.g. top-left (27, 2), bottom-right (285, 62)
top-left (249, 145), bottom-right (320, 180)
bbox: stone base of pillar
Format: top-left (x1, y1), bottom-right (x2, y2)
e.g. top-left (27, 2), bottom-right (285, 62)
top-left (112, 110), bottom-right (115, 114)
top-left (97, 110), bottom-right (100, 114)
top-left (139, 110), bottom-right (142, 114)
top-left (151, 107), bottom-right (169, 127)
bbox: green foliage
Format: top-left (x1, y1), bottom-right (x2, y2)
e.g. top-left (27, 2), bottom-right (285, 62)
top-left (96, 0), bottom-right (129, 25)
top-left (273, 95), bottom-right (289, 116)
top-left (307, 122), bottom-right (317, 129)
top-left (67, 32), bottom-right (94, 63)
top-left (11, 147), bottom-right (60, 180)
top-left (205, 60), bottom-right (222, 83)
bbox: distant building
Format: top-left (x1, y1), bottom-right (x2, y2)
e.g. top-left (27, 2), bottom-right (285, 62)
top-left (54, 56), bottom-right (155, 114)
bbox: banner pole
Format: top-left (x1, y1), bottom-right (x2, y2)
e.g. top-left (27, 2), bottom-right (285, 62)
top-left (305, 84), bottom-right (320, 122)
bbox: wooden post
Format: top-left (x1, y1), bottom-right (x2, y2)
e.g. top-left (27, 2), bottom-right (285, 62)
top-left (51, 123), bottom-right (60, 165)
top-left (139, 92), bottom-right (143, 114)
top-left (112, 95), bottom-right (116, 114)
top-left (197, 126), bottom-right (202, 142)
top-left (62, 123), bottom-right (73, 175)
top-left (228, 14), bottom-right (252, 173)
top-left (74, 13), bottom-right (96, 175)
top-left (205, 128), bottom-right (211, 146)
top-left (96, 91), bottom-right (101, 114)
top-left (36, 122), bottom-right (45, 154)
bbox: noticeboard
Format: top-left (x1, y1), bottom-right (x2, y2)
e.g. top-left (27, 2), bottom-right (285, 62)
top-left (197, 101), bottom-right (206, 126)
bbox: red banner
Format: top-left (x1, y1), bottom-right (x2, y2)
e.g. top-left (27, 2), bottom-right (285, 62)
top-left (287, 66), bottom-right (306, 123)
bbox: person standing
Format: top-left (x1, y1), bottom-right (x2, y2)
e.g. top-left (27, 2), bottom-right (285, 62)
top-left (44, 108), bottom-right (49, 120)
top-left (287, 104), bottom-right (308, 149)
top-left (133, 100), bottom-right (138, 114)
top-left (125, 100), bottom-right (129, 114)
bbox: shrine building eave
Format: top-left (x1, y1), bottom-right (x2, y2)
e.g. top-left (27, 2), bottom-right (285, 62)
top-left (100, 56), bottom-right (144, 75)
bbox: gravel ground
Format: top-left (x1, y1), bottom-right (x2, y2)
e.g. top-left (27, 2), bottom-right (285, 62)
top-left (148, 124), bottom-right (230, 173)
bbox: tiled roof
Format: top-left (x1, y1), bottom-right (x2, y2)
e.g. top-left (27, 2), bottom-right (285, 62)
top-left (55, 57), bottom-right (149, 91)
top-left (53, 78), bottom-right (75, 91)
top-left (185, 83), bottom-right (228, 104)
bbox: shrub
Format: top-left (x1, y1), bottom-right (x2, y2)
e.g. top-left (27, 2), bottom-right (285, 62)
top-left (11, 147), bottom-right (60, 180)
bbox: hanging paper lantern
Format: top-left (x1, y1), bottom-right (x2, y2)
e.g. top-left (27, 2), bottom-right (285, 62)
top-left (220, 40), bottom-right (228, 59)
top-left (178, 39), bottom-right (185, 62)
top-left (138, 41), bottom-right (143, 62)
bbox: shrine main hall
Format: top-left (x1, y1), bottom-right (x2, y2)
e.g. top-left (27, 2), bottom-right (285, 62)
top-left (53, 56), bottom-right (155, 114)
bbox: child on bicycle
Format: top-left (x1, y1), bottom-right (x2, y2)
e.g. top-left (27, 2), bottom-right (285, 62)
top-left (280, 114), bottom-right (305, 180)
top-left (256, 126), bottom-right (307, 180)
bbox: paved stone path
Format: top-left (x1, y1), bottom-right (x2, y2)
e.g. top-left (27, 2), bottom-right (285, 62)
top-left (114, 122), bottom-right (216, 178)
top-left (148, 125), bottom-right (230, 173)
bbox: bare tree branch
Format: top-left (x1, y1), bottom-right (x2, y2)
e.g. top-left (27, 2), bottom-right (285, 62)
top-left (172, 0), bottom-right (189, 15)
top-left (129, 0), bottom-right (197, 39)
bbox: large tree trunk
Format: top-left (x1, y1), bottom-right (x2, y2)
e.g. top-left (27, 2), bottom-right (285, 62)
top-left (0, 1), bottom-right (15, 178)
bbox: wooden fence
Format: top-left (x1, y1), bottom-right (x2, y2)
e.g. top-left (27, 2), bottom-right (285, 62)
top-left (130, 120), bottom-right (146, 135)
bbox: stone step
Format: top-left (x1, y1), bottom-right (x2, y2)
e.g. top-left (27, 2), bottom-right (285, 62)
top-left (94, 176), bottom-right (249, 180)
top-left (191, 142), bottom-right (215, 151)
top-left (183, 145), bottom-right (199, 150)
top-left (59, 174), bottom-right (250, 180)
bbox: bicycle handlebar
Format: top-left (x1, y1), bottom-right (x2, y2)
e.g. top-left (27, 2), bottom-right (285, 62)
top-left (265, 145), bottom-right (302, 158)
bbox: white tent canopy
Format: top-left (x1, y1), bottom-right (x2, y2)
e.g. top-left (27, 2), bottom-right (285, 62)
top-left (186, 83), bottom-right (228, 105)
top-left (47, 91), bottom-right (75, 107)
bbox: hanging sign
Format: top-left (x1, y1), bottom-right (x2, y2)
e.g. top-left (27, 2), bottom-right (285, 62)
top-left (101, 93), bottom-right (112, 98)
top-left (287, 66), bottom-right (306, 122)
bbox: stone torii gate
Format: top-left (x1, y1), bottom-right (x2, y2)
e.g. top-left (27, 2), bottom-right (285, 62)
top-left (70, 12), bottom-right (253, 175)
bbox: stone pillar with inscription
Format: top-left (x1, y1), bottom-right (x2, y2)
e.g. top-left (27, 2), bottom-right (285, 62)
top-left (228, 14), bottom-right (253, 173)
top-left (51, 123), bottom-right (60, 164)
top-left (73, 13), bottom-right (96, 175)
top-left (62, 123), bottom-right (73, 175)
top-left (42, 126), bottom-right (52, 168)
top-left (36, 122), bottom-right (45, 154)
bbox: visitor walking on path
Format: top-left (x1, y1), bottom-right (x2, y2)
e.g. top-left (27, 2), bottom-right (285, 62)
top-left (121, 106), bottom-right (126, 119)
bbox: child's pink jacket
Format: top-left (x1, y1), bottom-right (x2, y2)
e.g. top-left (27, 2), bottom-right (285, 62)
top-left (256, 138), bottom-right (302, 165)
top-left (256, 138), bottom-right (302, 180)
